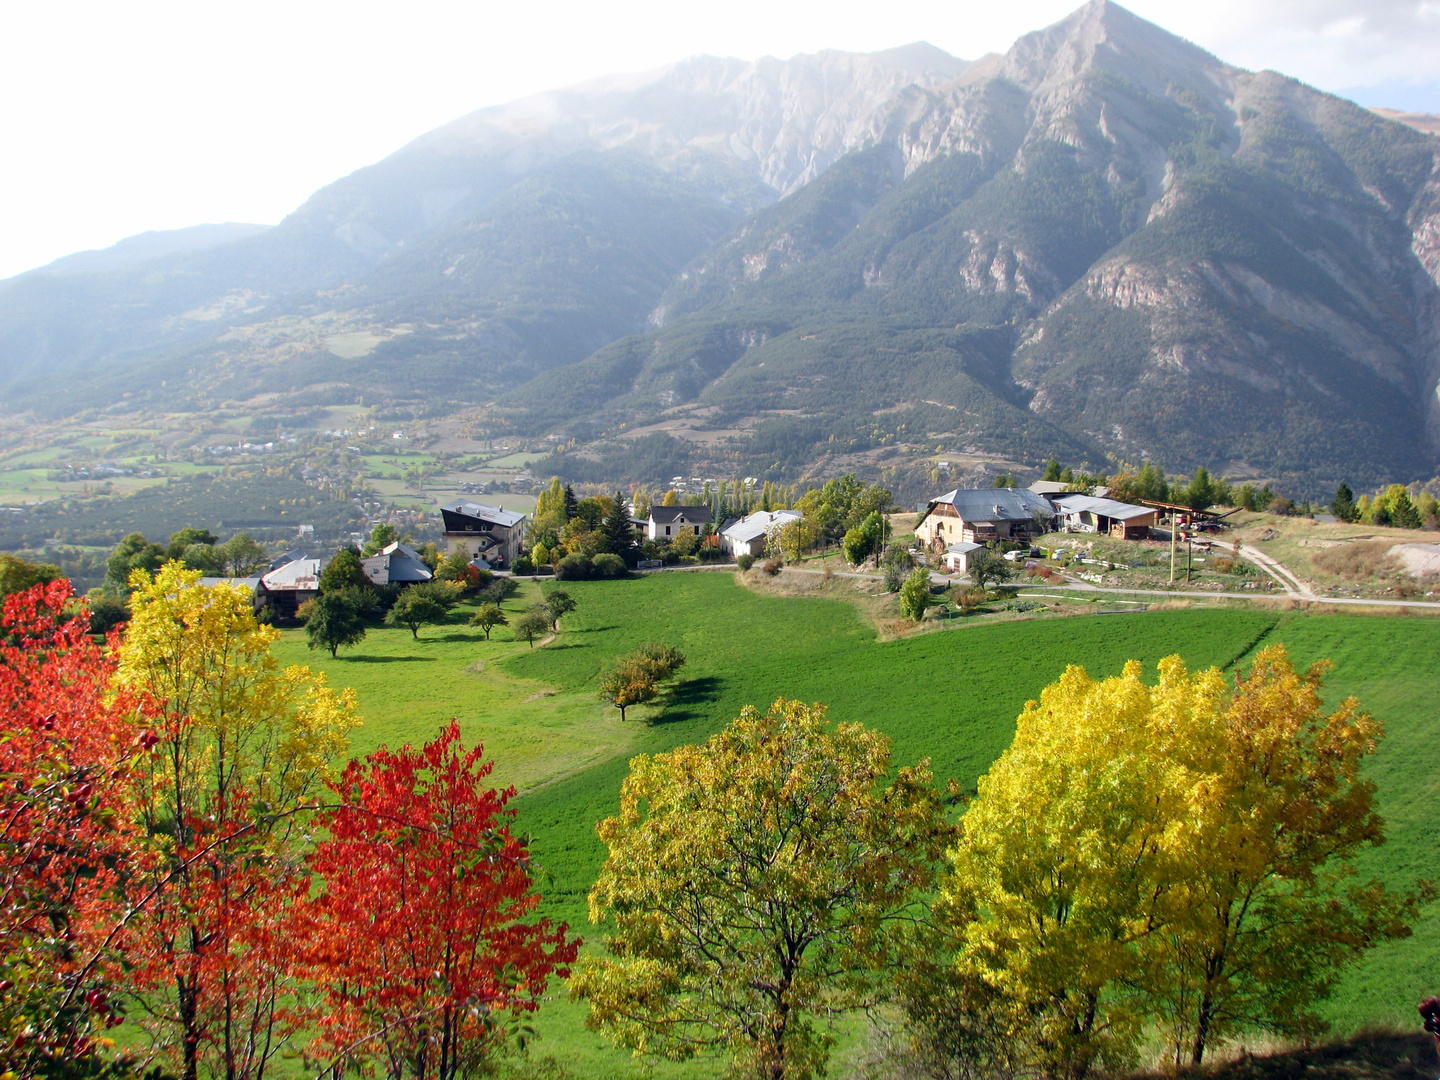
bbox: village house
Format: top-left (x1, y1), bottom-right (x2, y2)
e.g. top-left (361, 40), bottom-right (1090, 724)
top-left (361, 541), bottom-right (434, 586)
top-left (438, 500), bottom-right (526, 569)
top-left (915, 488), bottom-right (1055, 551)
top-left (1052, 493), bottom-right (1157, 539)
top-left (718, 509), bottom-right (802, 557)
top-left (647, 505), bottom-right (711, 541)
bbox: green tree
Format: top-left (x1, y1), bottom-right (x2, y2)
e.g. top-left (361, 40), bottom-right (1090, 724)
top-left (601, 490), bottom-right (637, 558)
top-left (468, 602), bottom-right (507, 639)
top-left (1042, 458), bottom-right (1063, 482)
top-left (362, 523), bottom-right (398, 557)
top-left (435, 548), bottom-right (474, 585)
top-left (0, 554), bottom-right (61, 599)
top-left (574, 699), bottom-right (952, 1080)
top-left (899, 567), bottom-right (932, 622)
top-left (969, 548), bottom-right (1014, 590)
top-left (106, 532), bottom-right (166, 589)
top-left (512, 608), bottom-right (549, 648)
top-left (564, 483), bottom-right (580, 520)
top-left (166, 527), bottom-right (218, 561)
top-left (319, 546), bottom-right (369, 593)
top-left (304, 590), bottom-right (368, 657)
top-left (631, 641), bottom-right (686, 683)
top-left (1331, 482), bottom-right (1358, 523)
top-left (384, 588), bottom-right (448, 638)
top-left (542, 590), bottom-right (576, 631)
top-left (217, 531), bottom-right (269, 577)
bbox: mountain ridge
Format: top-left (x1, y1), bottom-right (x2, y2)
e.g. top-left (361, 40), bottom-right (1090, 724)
top-left (2, 2), bottom-right (1439, 495)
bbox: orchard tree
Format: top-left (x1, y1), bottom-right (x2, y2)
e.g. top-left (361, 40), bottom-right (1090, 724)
top-left (385, 588), bottom-right (449, 639)
top-left (300, 723), bottom-right (578, 1080)
top-left (304, 590), bottom-right (368, 657)
top-left (543, 590), bottom-right (576, 630)
top-left (574, 699), bottom-right (952, 1080)
top-left (968, 548), bottom-right (1013, 590)
top-left (217, 532), bottom-right (269, 577)
top-left (597, 659), bottom-right (657, 722)
top-left (0, 553), bottom-right (61, 599)
top-left (114, 564), bottom-right (359, 1080)
top-left (512, 609), bottom-right (549, 648)
top-left (469, 602), bottom-right (507, 639)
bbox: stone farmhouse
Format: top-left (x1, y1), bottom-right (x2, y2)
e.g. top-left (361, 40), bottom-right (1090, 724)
top-left (916, 488), bottom-right (1055, 551)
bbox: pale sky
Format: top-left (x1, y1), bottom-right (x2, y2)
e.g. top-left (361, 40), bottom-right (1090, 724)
top-left (2, 0), bottom-right (1438, 280)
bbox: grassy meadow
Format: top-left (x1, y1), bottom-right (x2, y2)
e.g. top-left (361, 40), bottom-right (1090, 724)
top-left (270, 571), bottom-right (1440, 1076)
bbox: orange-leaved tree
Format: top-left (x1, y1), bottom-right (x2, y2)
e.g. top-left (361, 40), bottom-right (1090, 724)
top-left (299, 721), bottom-right (579, 1080)
top-left (0, 580), bottom-right (146, 1077)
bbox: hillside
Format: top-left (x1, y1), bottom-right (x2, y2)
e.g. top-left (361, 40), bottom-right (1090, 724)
top-left (4, 1), bottom-right (1440, 493)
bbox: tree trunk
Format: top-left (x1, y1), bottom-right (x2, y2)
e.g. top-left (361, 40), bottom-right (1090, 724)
top-left (1192, 993), bottom-right (1214, 1066)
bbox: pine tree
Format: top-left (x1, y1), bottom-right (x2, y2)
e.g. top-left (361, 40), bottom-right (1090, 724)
top-left (1331, 482), bottom-right (1357, 522)
top-left (563, 483), bottom-right (580, 520)
top-left (602, 492), bottom-right (637, 560)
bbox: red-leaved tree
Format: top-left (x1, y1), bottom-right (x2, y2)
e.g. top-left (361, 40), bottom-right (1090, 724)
top-left (300, 722), bottom-right (579, 1080)
top-left (0, 580), bottom-right (146, 1076)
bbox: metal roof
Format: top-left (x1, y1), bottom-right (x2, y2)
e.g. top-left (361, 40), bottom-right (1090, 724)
top-left (928, 488), bottom-right (1055, 522)
top-left (261, 558), bottom-right (322, 591)
top-left (1053, 494), bottom-right (1155, 521)
top-left (440, 501), bottom-right (526, 528)
top-left (720, 509), bottom-right (801, 544)
top-left (944, 541), bottom-right (984, 554)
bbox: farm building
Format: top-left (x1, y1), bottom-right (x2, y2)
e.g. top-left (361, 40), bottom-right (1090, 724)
top-left (718, 509), bottom-right (802, 557)
top-left (941, 541), bottom-right (985, 574)
top-left (439, 500), bottom-right (526, 569)
top-left (916, 489), bottom-right (1055, 550)
top-left (1052, 494), bottom-right (1157, 539)
top-left (362, 542), bottom-right (434, 586)
top-left (647, 505), bottom-right (710, 541)
top-left (259, 555), bottom-right (322, 620)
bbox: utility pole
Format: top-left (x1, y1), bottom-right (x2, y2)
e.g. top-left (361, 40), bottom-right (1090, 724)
top-left (1169, 510), bottom-right (1178, 583)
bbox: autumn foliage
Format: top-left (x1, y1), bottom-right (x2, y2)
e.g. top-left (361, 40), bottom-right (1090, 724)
top-left (301, 722), bottom-right (578, 1080)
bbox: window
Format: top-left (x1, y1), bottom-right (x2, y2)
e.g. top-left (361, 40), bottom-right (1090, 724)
top-left (665, 525), bottom-right (671, 536)
top-left (694, 526), bottom-right (700, 535)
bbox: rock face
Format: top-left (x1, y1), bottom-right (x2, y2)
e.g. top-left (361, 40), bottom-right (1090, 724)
top-left (4, 1), bottom-right (1440, 490)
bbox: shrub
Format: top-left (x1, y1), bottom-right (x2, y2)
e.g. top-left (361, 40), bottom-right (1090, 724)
top-left (1312, 541), bottom-right (1399, 581)
top-left (761, 559), bottom-right (783, 576)
top-left (736, 554), bottom-right (755, 572)
top-left (592, 553), bottom-right (627, 579)
top-left (555, 553), bottom-right (594, 581)
top-left (512, 555), bottom-right (535, 576)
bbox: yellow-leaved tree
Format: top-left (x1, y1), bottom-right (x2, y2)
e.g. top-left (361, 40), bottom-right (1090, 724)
top-left (573, 699), bottom-right (953, 1080)
top-left (114, 563), bottom-right (359, 1080)
top-left (938, 647), bottom-right (1419, 1080)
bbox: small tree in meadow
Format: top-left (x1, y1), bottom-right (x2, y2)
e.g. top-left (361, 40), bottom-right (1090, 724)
top-left (385, 589), bottom-right (448, 639)
top-left (305, 590), bottom-right (368, 657)
top-left (512, 609), bottom-right (550, 648)
top-left (543, 590), bottom-right (576, 630)
top-left (899, 568), bottom-right (932, 622)
top-left (469, 602), bottom-right (507, 640)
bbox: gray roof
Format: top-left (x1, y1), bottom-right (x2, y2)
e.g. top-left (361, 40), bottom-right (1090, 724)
top-left (441, 500), bottom-right (526, 528)
top-left (1053, 494), bottom-right (1155, 521)
top-left (262, 558), bottom-right (323, 591)
top-left (198, 576), bottom-right (264, 590)
top-left (1029, 481), bottom-right (1075, 496)
top-left (361, 542), bottom-right (434, 585)
top-left (720, 509), bottom-right (801, 544)
top-left (649, 505), bottom-right (712, 525)
top-left (928, 488), bottom-right (1055, 523)
top-left (944, 541), bottom-right (984, 554)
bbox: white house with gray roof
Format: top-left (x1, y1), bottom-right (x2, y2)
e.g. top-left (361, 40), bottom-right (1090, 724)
top-left (646, 505), bottom-right (710, 541)
top-left (718, 509), bottom-right (802, 557)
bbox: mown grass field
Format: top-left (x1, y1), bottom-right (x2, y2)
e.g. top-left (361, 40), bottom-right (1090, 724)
top-left (271, 572), bottom-right (1440, 1076)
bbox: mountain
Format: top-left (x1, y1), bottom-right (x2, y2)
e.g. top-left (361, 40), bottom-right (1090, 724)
top-left (4, 2), bottom-right (1440, 494)
top-left (17, 223), bottom-right (272, 278)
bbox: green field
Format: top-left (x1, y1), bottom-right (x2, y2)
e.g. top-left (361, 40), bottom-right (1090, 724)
top-left (271, 573), bottom-right (1440, 1076)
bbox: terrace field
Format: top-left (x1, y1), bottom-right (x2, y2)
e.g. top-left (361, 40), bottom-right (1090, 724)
top-left (268, 570), bottom-right (1440, 1077)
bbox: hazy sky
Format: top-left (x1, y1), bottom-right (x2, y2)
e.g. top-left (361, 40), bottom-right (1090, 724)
top-left (2, 0), bottom-right (1438, 280)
